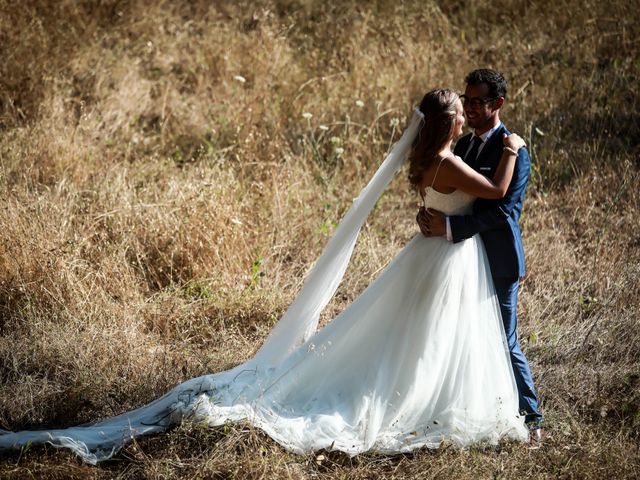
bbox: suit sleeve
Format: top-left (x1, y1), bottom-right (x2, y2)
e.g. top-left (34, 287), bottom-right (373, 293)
top-left (449, 148), bottom-right (531, 243)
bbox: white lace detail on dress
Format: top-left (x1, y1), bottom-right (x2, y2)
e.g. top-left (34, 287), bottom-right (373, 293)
top-left (422, 187), bottom-right (475, 216)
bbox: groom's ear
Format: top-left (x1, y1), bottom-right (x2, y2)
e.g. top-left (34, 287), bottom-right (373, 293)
top-left (492, 96), bottom-right (505, 111)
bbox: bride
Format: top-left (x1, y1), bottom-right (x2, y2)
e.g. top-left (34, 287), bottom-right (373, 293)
top-left (0, 89), bottom-right (529, 463)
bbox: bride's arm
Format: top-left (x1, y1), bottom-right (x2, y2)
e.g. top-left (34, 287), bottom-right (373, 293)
top-left (439, 133), bottom-right (525, 199)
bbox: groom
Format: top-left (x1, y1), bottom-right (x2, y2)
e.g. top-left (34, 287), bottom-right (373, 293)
top-left (418, 69), bottom-right (544, 441)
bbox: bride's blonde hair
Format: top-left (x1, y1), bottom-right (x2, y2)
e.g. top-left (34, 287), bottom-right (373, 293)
top-left (408, 89), bottom-right (459, 187)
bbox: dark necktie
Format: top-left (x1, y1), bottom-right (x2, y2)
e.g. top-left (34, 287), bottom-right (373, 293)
top-left (465, 136), bottom-right (482, 166)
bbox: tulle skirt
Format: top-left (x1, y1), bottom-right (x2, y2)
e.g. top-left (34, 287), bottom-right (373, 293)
top-left (1, 233), bottom-right (528, 463)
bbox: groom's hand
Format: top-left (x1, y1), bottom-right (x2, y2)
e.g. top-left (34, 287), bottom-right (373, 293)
top-left (421, 208), bottom-right (446, 237)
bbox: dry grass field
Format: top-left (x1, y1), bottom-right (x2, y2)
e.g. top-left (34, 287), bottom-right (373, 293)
top-left (0, 0), bottom-right (638, 478)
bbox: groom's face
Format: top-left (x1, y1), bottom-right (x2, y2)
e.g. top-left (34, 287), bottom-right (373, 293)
top-left (462, 83), bottom-right (497, 132)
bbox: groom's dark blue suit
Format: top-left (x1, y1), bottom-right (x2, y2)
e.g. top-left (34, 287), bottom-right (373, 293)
top-left (451, 124), bottom-right (542, 425)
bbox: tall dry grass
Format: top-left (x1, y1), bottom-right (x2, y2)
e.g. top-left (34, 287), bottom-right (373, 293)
top-left (0, 0), bottom-right (638, 478)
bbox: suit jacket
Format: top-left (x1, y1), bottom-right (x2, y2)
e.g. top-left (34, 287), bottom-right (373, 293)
top-left (450, 124), bottom-right (530, 278)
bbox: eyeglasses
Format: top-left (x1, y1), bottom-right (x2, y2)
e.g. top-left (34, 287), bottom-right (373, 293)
top-left (460, 95), bottom-right (497, 109)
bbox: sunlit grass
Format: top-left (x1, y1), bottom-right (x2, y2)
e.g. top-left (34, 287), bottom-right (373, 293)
top-left (0, 0), bottom-right (638, 478)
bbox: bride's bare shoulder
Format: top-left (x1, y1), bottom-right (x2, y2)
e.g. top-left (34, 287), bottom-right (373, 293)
top-left (440, 155), bottom-right (465, 171)
top-left (445, 154), bottom-right (464, 163)
top-left (437, 156), bottom-right (475, 189)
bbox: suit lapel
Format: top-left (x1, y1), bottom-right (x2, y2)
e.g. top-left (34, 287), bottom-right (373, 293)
top-left (454, 124), bottom-right (509, 173)
top-left (476, 124), bottom-right (507, 167)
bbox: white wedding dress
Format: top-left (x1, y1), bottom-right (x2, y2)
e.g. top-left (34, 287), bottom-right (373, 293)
top-left (0, 112), bottom-right (528, 463)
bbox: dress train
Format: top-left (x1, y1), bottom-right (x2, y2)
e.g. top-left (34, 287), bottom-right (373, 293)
top-left (0, 112), bottom-right (528, 463)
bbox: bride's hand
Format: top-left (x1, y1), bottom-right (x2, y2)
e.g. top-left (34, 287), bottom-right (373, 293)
top-left (503, 133), bottom-right (525, 151)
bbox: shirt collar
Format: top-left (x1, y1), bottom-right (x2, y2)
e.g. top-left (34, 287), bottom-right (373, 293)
top-left (472, 121), bottom-right (502, 143)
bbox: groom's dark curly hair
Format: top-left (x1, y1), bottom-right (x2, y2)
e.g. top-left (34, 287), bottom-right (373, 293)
top-left (465, 69), bottom-right (507, 99)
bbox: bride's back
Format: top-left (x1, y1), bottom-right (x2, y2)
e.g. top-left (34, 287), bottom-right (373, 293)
top-left (418, 156), bottom-right (475, 216)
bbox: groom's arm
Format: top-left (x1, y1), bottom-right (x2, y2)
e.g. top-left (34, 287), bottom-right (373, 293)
top-left (448, 148), bottom-right (531, 243)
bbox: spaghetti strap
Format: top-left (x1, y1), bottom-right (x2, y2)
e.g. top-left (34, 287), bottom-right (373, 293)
top-left (430, 157), bottom-right (447, 188)
top-left (419, 157), bottom-right (447, 206)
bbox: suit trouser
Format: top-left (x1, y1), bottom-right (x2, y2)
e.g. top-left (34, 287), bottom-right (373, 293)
top-left (492, 276), bottom-right (542, 425)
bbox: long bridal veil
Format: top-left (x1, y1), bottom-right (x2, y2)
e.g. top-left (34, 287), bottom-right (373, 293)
top-left (0, 110), bottom-right (426, 463)
top-left (251, 109), bottom-right (424, 366)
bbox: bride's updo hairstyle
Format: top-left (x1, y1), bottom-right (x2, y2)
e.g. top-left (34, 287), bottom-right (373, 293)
top-left (408, 88), bottom-right (459, 187)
